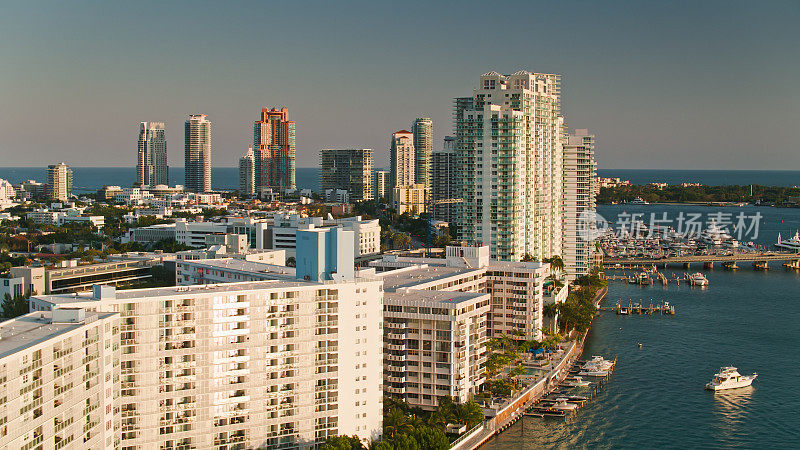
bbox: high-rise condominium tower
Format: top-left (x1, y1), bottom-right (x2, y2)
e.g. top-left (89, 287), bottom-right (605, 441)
top-left (389, 130), bottom-right (414, 194)
top-left (46, 162), bottom-right (72, 201)
top-left (454, 71), bottom-right (564, 261)
top-left (254, 107), bottom-right (296, 193)
top-left (373, 170), bottom-right (389, 201)
top-left (184, 114), bottom-right (212, 193)
top-left (320, 148), bottom-right (374, 202)
top-left (239, 146), bottom-right (256, 197)
top-left (563, 129), bottom-right (597, 279)
top-left (137, 121), bottom-right (168, 187)
top-left (431, 136), bottom-right (457, 223)
top-left (411, 118), bottom-right (433, 189)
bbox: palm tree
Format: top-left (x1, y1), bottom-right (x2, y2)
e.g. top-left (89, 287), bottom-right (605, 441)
top-left (543, 303), bottom-right (558, 319)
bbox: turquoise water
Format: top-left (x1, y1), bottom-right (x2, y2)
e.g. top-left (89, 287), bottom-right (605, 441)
top-left (485, 204), bottom-right (800, 448)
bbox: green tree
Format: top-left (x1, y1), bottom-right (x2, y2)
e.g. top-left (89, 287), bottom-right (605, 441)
top-left (409, 427), bottom-right (449, 450)
top-left (285, 256), bottom-right (296, 267)
top-left (521, 253), bottom-right (535, 262)
top-left (321, 435), bottom-right (365, 450)
top-left (386, 434), bottom-right (419, 450)
top-left (2, 293), bottom-right (29, 318)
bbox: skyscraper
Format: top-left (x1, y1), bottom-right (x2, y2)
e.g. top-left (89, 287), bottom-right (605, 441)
top-left (239, 146), bottom-right (256, 197)
top-left (431, 136), bottom-right (457, 223)
top-left (453, 71), bottom-right (564, 261)
top-left (320, 148), bottom-right (374, 202)
top-left (563, 129), bottom-right (597, 279)
top-left (389, 130), bottom-right (414, 195)
top-left (411, 117), bottom-right (433, 189)
top-left (254, 107), bottom-right (296, 194)
top-left (136, 121), bottom-right (168, 186)
top-left (46, 162), bottom-right (72, 201)
top-left (185, 114), bottom-right (211, 193)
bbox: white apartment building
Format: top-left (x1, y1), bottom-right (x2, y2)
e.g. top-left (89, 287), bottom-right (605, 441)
top-left (562, 129), bottom-right (598, 280)
top-left (383, 290), bottom-right (489, 409)
top-left (372, 170), bottom-right (389, 201)
top-left (239, 147), bottom-right (256, 197)
top-left (30, 230), bottom-right (384, 449)
top-left (0, 307), bottom-right (120, 449)
top-left (453, 71), bottom-right (564, 261)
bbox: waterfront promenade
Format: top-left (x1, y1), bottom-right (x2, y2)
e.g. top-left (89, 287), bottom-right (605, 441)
top-left (452, 287), bottom-right (608, 450)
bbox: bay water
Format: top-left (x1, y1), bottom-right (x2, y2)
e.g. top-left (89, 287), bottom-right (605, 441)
top-left (485, 203), bottom-right (800, 448)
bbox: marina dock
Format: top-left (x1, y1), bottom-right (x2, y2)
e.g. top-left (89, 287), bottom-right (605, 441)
top-left (599, 300), bottom-right (675, 315)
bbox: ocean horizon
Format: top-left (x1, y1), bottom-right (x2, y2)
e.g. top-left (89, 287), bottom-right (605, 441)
top-left (0, 167), bottom-right (798, 193)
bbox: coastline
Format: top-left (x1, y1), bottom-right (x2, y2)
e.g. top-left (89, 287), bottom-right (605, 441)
top-left (457, 287), bottom-right (609, 449)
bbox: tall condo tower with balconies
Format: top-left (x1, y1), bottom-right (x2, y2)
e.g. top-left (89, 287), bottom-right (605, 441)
top-left (411, 117), bottom-right (433, 189)
top-left (453, 71), bottom-right (565, 261)
top-left (254, 107), bottom-right (296, 194)
top-left (389, 130), bottom-right (414, 199)
top-left (137, 121), bottom-right (168, 187)
top-left (184, 114), bottom-right (211, 193)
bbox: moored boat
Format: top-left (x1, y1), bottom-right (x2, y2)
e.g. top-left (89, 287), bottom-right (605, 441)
top-left (705, 366), bottom-right (757, 391)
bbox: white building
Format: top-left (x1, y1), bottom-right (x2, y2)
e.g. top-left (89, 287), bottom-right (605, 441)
top-left (0, 307), bottom-right (121, 449)
top-left (239, 147), bottom-right (256, 197)
top-left (185, 114), bottom-right (212, 193)
top-left (562, 129), bottom-right (598, 279)
top-left (255, 214), bottom-right (380, 259)
top-left (46, 162), bottom-right (72, 201)
top-left (33, 230), bottom-right (384, 449)
top-left (453, 71), bottom-right (564, 261)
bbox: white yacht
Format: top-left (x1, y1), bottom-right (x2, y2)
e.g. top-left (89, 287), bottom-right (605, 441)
top-left (686, 272), bottom-right (709, 286)
top-left (775, 231), bottom-right (800, 252)
top-left (705, 367), bottom-right (757, 391)
top-left (563, 376), bottom-right (592, 387)
top-left (629, 197), bottom-right (649, 205)
top-left (550, 398), bottom-right (579, 411)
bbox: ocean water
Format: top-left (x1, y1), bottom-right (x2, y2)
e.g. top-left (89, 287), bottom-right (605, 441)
top-left (1, 168), bottom-right (798, 193)
top-left (485, 203), bottom-right (800, 448)
top-left (0, 167), bottom-right (323, 192)
top-left (597, 169), bottom-right (800, 187)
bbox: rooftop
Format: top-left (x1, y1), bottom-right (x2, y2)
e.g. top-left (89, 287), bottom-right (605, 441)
top-left (378, 265), bottom-right (482, 291)
top-left (0, 310), bottom-right (116, 359)
top-left (179, 257), bottom-right (296, 279)
top-left (384, 289), bottom-right (488, 306)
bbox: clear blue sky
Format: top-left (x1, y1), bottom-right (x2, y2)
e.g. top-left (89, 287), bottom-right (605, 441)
top-left (1, 0), bottom-right (798, 170)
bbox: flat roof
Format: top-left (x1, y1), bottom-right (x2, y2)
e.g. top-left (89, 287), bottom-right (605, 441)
top-left (384, 289), bottom-right (488, 306)
top-left (0, 311), bottom-right (116, 359)
top-left (179, 258), bottom-right (296, 279)
top-left (379, 265), bottom-right (482, 291)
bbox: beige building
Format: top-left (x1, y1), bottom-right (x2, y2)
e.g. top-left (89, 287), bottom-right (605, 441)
top-left (46, 162), bottom-right (72, 202)
top-left (392, 184), bottom-right (427, 215)
top-left (371, 245), bottom-right (553, 410)
top-left (0, 307), bottom-right (120, 449)
top-left (389, 130), bottom-right (415, 195)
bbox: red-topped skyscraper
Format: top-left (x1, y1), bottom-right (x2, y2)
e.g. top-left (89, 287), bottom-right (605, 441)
top-left (253, 107), bottom-right (296, 194)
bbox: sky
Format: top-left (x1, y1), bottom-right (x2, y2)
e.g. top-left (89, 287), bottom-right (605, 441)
top-left (1, 0), bottom-right (798, 170)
